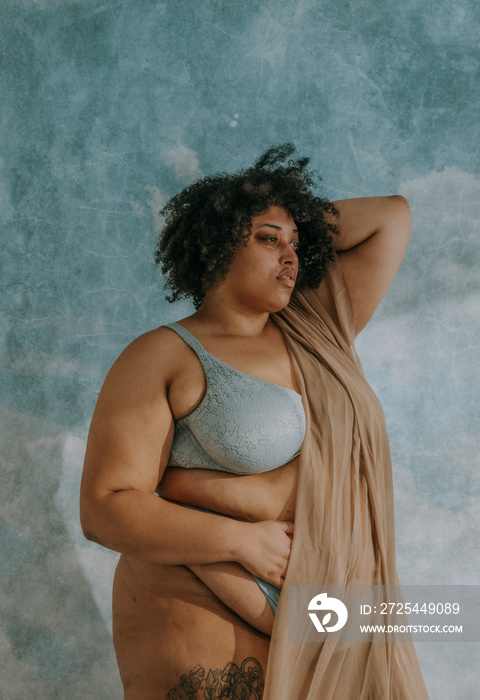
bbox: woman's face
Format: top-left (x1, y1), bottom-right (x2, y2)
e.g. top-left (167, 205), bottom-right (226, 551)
top-left (216, 206), bottom-right (300, 314)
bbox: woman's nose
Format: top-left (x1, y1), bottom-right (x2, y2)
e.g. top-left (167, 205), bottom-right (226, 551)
top-left (279, 241), bottom-right (296, 264)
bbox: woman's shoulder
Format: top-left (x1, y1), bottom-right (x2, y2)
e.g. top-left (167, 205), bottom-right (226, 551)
top-left (121, 323), bottom-right (183, 355)
top-left (102, 324), bottom-right (191, 397)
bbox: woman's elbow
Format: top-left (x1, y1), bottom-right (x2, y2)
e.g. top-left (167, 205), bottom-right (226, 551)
top-left (384, 195), bottom-right (412, 243)
top-left (392, 193), bottom-right (409, 207)
top-left (82, 527), bottom-right (103, 545)
top-left (391, 194), bottom-right (411, 223)
top-left (80, 506), bottom-right (101, 545)
top-left (79, 491), bottom-right (110, 547)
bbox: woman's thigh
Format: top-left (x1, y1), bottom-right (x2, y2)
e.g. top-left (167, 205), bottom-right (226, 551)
top-left (113, 556), bottom-right (270, 699)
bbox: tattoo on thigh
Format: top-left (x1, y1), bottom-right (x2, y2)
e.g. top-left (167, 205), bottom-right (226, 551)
top-left (166, 656), bottom-right (265, 699)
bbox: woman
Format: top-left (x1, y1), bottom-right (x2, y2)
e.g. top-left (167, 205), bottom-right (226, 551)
top-left (80, 145), bottom-right (428, 699)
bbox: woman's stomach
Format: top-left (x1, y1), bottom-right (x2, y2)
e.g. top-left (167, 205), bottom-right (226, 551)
top-left (157, 454), bottom-right (300, 523)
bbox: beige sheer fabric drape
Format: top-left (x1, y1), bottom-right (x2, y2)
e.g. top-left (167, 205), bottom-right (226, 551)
top-left (267, 258), bottom-right (428, 699)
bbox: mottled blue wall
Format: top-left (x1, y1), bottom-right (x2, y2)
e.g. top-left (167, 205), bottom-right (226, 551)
top-left (1, 0), bottom-right (479, 697)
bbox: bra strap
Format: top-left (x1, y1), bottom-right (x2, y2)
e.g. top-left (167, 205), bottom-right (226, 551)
top-left (164, 322), bottom-right (215, 370)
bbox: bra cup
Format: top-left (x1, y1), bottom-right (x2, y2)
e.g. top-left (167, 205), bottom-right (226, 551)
top-left (164, 323), bottom-right (306, 474)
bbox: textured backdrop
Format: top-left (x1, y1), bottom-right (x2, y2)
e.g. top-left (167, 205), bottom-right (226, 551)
top-left (1, 0), bottom-right (479, 698)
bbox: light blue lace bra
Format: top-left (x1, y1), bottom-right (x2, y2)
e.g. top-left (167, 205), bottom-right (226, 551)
top-left (165, 323), bottom-right (306, 474)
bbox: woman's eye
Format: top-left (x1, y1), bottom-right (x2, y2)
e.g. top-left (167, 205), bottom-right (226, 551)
top-left (260, 236), bottom-right (299, 247)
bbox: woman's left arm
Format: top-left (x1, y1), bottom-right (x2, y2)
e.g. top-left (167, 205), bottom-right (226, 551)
top-left (322, 195), bottom-right (412, 335)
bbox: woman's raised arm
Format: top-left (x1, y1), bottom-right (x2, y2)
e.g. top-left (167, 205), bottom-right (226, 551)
top-left (319, 195), bottom-right (411, 335)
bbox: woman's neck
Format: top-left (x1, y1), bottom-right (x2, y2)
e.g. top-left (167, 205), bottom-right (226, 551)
top-left (189, 291), bottom-right (272, 338)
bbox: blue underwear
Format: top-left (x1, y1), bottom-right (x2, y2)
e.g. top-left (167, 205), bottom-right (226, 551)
top-left (182, 504), bottom-right (281, 613)
top-left (252, 574), bottom-right (280, 613)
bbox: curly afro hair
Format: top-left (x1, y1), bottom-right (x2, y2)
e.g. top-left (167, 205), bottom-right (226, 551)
top-left (156, 144), bottom-right (338, 309)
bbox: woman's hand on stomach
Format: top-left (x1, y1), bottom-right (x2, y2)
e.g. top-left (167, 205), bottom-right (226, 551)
top-left (157, 457), bottom-right (299, 523)
top-left (186, 518), bottom-right (293, 635)
top-left (235, 519), bottom-right (293, 587)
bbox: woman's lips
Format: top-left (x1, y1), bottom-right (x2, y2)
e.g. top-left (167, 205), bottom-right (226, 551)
top-left (277, 270), bottom-right (296, 288)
